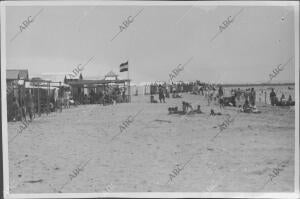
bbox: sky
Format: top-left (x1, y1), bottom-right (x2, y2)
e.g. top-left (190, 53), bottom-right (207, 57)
top-left (5, 4), bottom-right (296, 84)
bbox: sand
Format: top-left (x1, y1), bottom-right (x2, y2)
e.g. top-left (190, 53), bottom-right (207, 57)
top-left (8, 93), bottom-right (295, 193)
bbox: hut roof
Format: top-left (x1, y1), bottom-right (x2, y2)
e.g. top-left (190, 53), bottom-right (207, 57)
top-left (7, 69), bottom-right (29, 80)
top-left (67, 79), bottom-right (130, 87)
top-left (105, 71), bottom-right (118, 78)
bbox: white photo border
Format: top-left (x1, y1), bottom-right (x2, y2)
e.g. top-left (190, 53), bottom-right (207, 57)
top-left (1, 1), bottom-right (299, 198)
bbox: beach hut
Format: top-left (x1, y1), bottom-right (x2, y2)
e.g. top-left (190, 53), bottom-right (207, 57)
top-left (25, 78), bottom-right (69, 116)
top-left (66, 72), bottom-right (131, 105)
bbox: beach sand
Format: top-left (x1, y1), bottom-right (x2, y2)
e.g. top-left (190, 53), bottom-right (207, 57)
top-left (8, 93), bottom-right (295, 193)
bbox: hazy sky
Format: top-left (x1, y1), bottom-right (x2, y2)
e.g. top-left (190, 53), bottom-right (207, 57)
top-left (5, 4), bottom-right (296, 84)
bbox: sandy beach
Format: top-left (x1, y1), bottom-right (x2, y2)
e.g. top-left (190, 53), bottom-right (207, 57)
top-left (8, 92), bottom-right (295, 193)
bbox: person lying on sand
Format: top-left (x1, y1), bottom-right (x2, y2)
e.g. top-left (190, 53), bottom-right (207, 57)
top-left (242, 99), bottom-right (251, 113)
top-left (168, 107), bottom-right (178, 114)
top-left (239, 99), bottom-right (261, 114)
top-left (172, 92), bottom-right (182, 98)
top-left (169, 102), bottom-right (192, 115)
top-left (210, 109), bottom-right (222, 116)
top-left (239, 105), bottom-right (261, 114)
top-left (188, 105), bottom-right (203, 114)
top-left (168, 102), bottom-right (203, 115)
top-left (182, 101), bottom-right (193, 113)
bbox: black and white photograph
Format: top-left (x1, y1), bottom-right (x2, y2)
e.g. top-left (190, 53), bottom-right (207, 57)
top-left (1, 1), bottom-right (299, 198)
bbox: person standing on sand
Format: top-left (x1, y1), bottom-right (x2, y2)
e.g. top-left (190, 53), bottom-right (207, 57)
top-left (249, 88), bottom-right (256, 107)
top-left (270, 88), bottom-right (276, 106)
top-left (258, 90), bottom-right (263, 103)
top-left (65, 91), bottom-right (70, 108)
top-left (218, 86), bottom-right (224, 108)
top-left (264, 91), bottom-right (267, 104)
top-left (236, 88), bottom-right (241, 103)
top-left (280, 94), bottom-right (287, 105)
top-left (99, 90), bottom-right (103, 105)
top-left (11, 97), bottom-right (20, 121)
top-left (244, 88), bottom-right (249, 102)
top-left (19, 93), bottom-right (27, 121)
top-left (158, 84), bottom-right (165, 103)
top-left (122, 89), bottom-right (126, 102)
top-left (218, 86), bottom-right (224, 98)
top-left (208, 89), bottom-right (213, 106)
top-left (288, 95), bottom-right (292, 103)
top-left (24, 90), bottom-right (34, 121)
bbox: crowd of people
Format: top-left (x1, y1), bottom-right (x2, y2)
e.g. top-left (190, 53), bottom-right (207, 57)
top-left (269, 88), bottom-right (295, 106)
top-left (149, 80), bottom-right (295, 110)
top-left (163, 82), bottom-right (295, 116)
top-left (190, 83), bottom-right (295, 108)
top-left (148, 81), bottom-right (295, 117)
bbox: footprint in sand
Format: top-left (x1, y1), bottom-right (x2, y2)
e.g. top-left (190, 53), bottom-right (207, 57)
top-left (266, 161), bottom-right (273, 165)
top-left (207, 147), bottom-right (214, 151)
top-left (250, 168), bottom-right (269, 175)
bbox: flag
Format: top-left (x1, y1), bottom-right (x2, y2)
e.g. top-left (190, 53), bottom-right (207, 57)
top-left (120, 61), bottom-right (128, 72)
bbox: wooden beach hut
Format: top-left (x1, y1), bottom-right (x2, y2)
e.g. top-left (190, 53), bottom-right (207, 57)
top-left (66, 73), bottom-right (131, 105)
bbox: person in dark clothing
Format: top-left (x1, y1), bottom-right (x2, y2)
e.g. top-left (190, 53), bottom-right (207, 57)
top-left (122, 90), bottom-right (126, 102)
top-left (24, 91), bottom-right (34, 121)
top-left (90, 90), bottom-right (95, 104)
top-left (19, 94), bottom-right (27, 121)
top-left (280, 94), bottom-right (287, 105)
top-left (243, 98), bottom-right (250, 109)
top-left (98, 91), bottom-right (103, 104)
top-left (11, 97), bottom-right (20, 121)
top-left (210, 109), bottom-right (222, 116)
top-left (288, 95), bottom-right (292, 103)
top-left (249, 88), bottom-right (256, 107)
top-left (158, 85), bottom-right (165, 103)
top-left (287, 95), bottom-right (295, 106)
top-left (236, 88), bottom-right (241, 101)
top-left (270, 89), bottom-right (276, 106)
top-left (218, 86), bottom-right (224, 98)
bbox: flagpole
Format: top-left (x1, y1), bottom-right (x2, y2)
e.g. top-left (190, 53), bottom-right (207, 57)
top-left (127, 60), bottom-right (129, 80)
top-left (128, 60), bottom-right (130, 102)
